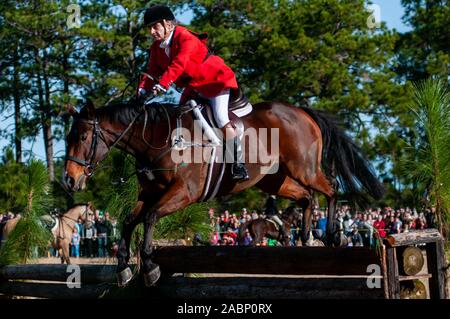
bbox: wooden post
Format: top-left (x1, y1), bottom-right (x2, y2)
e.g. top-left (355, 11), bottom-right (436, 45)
top-left (426, 240), bottom-right (446, 299)
top-left (380, 245), bottom-right (390, 299)
top-left (386, 247), bottom-right (400, 299)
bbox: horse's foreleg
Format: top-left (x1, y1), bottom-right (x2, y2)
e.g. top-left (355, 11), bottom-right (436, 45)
top-left (141, 181), bottom-right (193, 287)
top-left (63, 242), bottom-right (71, 265)
top-left (117, 198), bottom-right (148, 287)
top-left (141, 213), bottom-right (160, 287)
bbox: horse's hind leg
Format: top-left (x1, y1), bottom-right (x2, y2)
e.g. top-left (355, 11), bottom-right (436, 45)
top-left (309, 170), bottom-right (337, 246)
top-left (299, 196), bottom-right (312, 244)
top-left (273, 176), bottom-right (313, 244)
top-left (284, 163), bottom-right (335, 244)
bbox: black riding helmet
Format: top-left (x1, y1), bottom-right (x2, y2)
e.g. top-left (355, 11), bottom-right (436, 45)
top-left (144, 5), bottom-right (175, 26)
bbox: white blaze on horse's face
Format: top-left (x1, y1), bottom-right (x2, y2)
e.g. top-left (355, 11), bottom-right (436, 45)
top-left (65, 121), bottom-right (93, 191)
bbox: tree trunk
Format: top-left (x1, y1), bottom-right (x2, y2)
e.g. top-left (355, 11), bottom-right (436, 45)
top-left (34, 47), bottom-right (54, 181)
top-left (42, 49), bottom-right (54, 181)
top-left (62, 41), bottom-right (73, 207)
top-left (13, 44), bottom-right (22, 163)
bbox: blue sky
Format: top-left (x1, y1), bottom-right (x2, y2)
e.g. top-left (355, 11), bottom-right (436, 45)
top-left (0, 1), bottom-right (411, 161)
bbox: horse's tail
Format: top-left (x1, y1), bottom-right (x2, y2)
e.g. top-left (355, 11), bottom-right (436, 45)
top-left (299, 107), bottom-right (385, 207)
top-left (238, 220), bottom-right (252, 245)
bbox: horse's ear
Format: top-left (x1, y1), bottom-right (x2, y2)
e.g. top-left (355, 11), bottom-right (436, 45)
top-left (87, 201), bottom-right (93, 211)
top-left (64, 103), bottom-right (78, 117)
top-left (85, 98), bottom-right (96, 118)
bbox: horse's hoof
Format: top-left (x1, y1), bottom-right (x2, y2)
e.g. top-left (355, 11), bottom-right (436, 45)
top-left (143, 264), bottom-right (161, 287)
top-left (117, 267), bottom-right (133, 287)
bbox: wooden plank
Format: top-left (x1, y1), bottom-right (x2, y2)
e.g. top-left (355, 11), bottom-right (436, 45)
top-left (386, 247), bottom-right (400, 299)
top-left (151, 246), bottom-right (381, 276)
top-left (398, 274), bottom-right (432, 281)
top-left (153, 277), bottom-right (385, 299)
top-left (0, 247), bottom-right (381, 280)
top-left (0, 281), bottom-right (114, 299)
top-left (426, 241), bottom-right (447, 299)
top-left (385, 229), bottom-right (441, 247)
top-left (0, 277), bottom-right (384, 299)
top-left (0, 264), bottom-right (128, 284)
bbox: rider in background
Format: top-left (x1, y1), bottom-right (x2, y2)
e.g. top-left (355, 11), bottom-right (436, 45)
top-left (264, 195), bottom-right (291, 240)
top-left (138, 5), bottom-right (249, 181)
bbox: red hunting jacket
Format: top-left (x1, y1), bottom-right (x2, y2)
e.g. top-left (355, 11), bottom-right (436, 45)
top-left (139, 26), bottom-right (238, 99)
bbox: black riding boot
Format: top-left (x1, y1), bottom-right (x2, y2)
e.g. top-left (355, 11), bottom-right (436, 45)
top-left (231, 136), bottom-right (250, 181)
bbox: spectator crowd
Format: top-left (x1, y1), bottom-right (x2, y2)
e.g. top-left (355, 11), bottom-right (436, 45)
top-left (207, 204), bottom-right (437, 247)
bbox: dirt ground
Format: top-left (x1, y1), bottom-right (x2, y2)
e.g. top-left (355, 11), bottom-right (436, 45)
top-left (36, 256), bottom-right (131, 264)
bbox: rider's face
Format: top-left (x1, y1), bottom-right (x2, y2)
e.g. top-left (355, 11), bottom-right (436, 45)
top-left (149, 21), bottom-right (170, 41)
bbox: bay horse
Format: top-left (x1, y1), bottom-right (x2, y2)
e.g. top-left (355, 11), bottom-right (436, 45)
top-left (63, 97), bottom-right (384, 287)
top-left (238, 206), bottom-right (301, 246)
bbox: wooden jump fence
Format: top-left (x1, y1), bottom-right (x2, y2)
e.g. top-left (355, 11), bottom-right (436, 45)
top-left (0, 229), bottom-right (446, 299)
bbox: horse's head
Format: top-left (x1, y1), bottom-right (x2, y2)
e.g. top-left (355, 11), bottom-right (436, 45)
top-left (79, 202), bottom-right (95, 222)
top-left (63, 100), bottom-right (110, 192)
top-left (69, 202), bottom-right (95, 223)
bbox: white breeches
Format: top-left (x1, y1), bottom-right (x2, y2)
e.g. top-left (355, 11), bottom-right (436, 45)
top-left (210, 89), bottom-right (230, 128)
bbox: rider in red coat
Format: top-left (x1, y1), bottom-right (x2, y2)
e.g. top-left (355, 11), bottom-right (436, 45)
top-left (138, 5), bottom-right (249, 181)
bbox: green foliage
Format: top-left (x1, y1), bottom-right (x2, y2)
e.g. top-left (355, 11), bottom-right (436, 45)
top-left (396, 0), bottom-right (449, 81)
top-left (154, 202), bottom-right (214, 243)
top-left (0, 149), bottom-right (28, 212)
top-left (0, 160), bottom-right (53, 264)
top-left (401, 78), bottom-right (450, 236)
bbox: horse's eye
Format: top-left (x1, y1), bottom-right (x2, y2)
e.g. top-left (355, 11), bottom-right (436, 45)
top-left (81, 133), bottom-right (88, 141)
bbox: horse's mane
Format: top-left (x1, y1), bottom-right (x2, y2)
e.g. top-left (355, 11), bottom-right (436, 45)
top-left (71, 203), bottom-right (90, 209)
top-left (91, 101), bottom-right (180, 126)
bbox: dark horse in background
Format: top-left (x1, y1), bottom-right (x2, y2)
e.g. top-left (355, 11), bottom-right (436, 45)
top-left (238, 206), bottom-right (302, 246)
top-left (63, 97), bottom-right (384, 287)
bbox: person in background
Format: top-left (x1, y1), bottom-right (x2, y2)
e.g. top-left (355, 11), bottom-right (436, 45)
top-left (373, 214), bottom-right (386, 239)
top-left (83, 218), bottom-right (96, 258)
top-left (242, 229), bottom-right (253, 246)
top-left (350, 225), bottom-right (364, 247)
top-left (96, 215), bottom-right (109, 258)
top-left (71, 228), bottom-right (81, 258)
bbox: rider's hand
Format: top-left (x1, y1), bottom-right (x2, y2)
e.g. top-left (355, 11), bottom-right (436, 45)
top-left (152, 83), bottom-right (167, 96)
top-left (138, 88), bottom-right (147, 97)
top-left (135, 88), bottom-right (147, 106)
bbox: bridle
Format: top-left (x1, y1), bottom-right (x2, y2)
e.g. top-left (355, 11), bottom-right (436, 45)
top-left (65, 115), bottom-right (139, 177)
top-left (66, 119), bottom-right (105, 177)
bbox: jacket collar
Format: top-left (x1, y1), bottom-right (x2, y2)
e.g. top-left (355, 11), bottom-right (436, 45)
top-left (160, 28), bottom-right (175, 49)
